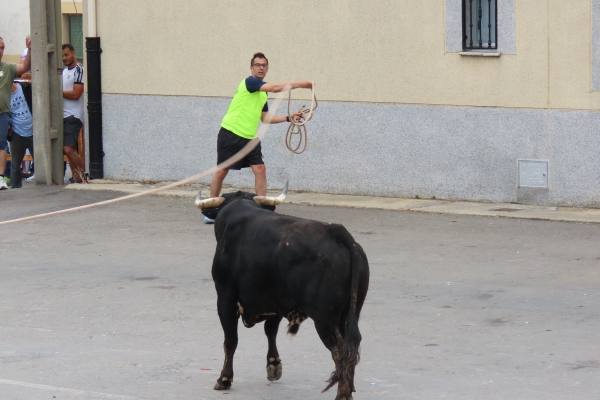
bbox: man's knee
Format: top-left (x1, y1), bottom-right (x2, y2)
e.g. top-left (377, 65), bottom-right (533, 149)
top-left (252, 164), bottom-right (266, 175)
top-left (214, 168), bottom-right (229, 179)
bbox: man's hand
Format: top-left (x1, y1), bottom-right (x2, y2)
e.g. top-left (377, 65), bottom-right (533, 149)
top-left (291, 111), bottom-right (303, 123)
top-left (25, 36), bottom-right (31, 50)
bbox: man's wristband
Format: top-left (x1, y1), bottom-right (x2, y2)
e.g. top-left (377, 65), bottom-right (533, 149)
top-left (286, 115), bottom-right (290, 123)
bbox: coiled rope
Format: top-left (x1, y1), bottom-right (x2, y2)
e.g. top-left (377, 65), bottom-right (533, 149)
top-left (285, 84), bottom-right (317, 154)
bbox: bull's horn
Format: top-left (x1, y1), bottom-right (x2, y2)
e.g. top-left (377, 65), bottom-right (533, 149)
top-left (254, 180), bottom-right (289, 206)
top-left (195, 195), bottom-right (225, 209)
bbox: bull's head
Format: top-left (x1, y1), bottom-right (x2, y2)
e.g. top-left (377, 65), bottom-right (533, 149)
top-left (195, 181), bottom-right (288, 220)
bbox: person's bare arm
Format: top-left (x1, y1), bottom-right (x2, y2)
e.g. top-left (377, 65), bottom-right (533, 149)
top-left (261, 112), bottom-right (287, 124)
top-left (15, 37), bottom-right (31, 76)
top-left (63, 83), bottom-right (84, 100)
top-left (261, 111), bottom-right (303, 124)
top-left (63, 65), bottom-right (85, 100)
top-left (260, 80), bottom-right (312, 93)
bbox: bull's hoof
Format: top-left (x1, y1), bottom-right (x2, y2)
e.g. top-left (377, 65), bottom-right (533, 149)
top-left (214, 376), bottom-right (232, 390)
top-left (334, 384), bottom-right (354, 400)
top-left (266, 357), bottom-right (282, 381)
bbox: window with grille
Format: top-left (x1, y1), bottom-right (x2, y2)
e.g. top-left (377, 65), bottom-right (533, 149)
top-left (462, 0), bottom-right (497, 50)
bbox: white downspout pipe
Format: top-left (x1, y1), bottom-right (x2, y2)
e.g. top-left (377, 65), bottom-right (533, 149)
top-left (84, 0), bottom-right (97, 37)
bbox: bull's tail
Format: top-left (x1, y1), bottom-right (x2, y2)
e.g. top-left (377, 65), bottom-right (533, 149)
top-left (323, 225), bottom-right (369, 393)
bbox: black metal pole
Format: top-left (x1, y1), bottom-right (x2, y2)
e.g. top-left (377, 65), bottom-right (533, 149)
top-left (477, 0), bottom-right (482, 48)
top-left (488, 0), bottom-right (492, 48)
top-left (86, 37), bottom-right (103, 179)
top-left (469, 0), bottom-right (474, 48)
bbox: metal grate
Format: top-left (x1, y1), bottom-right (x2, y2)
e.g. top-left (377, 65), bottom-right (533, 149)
top-left (462, 0), bottom-right (497, 50)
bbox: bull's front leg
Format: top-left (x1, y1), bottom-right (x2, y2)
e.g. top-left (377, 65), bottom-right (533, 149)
top-left (264, 316), bottom-right (283, 381)
top-left (214, 294), bottom-right (239, 390)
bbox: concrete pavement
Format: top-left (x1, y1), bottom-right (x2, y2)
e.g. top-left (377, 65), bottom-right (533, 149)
top-left (1, 184), bottom-right (600, 399)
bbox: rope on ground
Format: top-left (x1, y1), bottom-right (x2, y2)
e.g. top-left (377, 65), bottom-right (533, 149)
top-left (285, 84), bottom-right (317, 154)
top-left (0, 85), bottom-right (297, 226)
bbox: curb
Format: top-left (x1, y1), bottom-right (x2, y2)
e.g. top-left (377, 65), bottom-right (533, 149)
top-left (65, 180), bottom-right (600, 224)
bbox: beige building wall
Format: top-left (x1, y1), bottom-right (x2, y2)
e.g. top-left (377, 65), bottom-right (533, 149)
top-left (94, 0), bottom-right (600, 207)
top-left (0, 1), bottom-right (82, 62)
top-left (94, 0), bottom-right (600, 111)
top-left (0, 0), bottom-right (30, 64)
top-left (61, 0), bottom-right (82, 14)
top-left (547, 0), bottom-right (599, 109)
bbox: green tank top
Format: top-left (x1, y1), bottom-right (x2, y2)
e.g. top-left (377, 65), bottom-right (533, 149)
top-left (0, 63), bottom-right (17, 113)
top-left (221, 79), bottom-right (268, 139)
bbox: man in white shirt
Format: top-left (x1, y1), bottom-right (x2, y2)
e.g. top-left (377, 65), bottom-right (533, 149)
top-left (62, 43), bottom-right (86, 183)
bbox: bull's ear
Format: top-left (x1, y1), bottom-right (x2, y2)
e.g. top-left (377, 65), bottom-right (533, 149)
top-left (195, 196), bottom-right (225, 209)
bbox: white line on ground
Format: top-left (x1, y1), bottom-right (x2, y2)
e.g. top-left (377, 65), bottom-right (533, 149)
top-left (0, 378), bottom-right (145, 400)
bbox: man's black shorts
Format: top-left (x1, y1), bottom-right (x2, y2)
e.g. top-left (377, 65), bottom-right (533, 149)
top-left (217, 127), bottom-right (264, 170)
top-left (63, 116), bottom-right (82, 148)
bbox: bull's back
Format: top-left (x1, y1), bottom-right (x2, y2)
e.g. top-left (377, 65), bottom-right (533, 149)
top-left (216, 211), bottom-right (354, 317)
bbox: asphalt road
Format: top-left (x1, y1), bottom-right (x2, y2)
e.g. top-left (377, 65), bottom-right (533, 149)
top-left (1, 186), bottom-right (599, 400)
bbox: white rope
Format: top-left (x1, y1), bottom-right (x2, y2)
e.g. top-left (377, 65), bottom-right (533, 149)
top-left (0, 85), bottom-right (295, 226)
top-left (285, 83), bottom-right (317, 154)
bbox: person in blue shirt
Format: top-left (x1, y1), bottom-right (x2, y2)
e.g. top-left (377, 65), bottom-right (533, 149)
top-left (8, 81), bottom-right (33, 188)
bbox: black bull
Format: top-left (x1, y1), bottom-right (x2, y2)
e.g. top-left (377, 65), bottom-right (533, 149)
top-left (199, 191), bottom-right (370, 400)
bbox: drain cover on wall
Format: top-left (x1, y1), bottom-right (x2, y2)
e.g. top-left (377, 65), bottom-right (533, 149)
top-left (518, 159), bottom-right (549, 189)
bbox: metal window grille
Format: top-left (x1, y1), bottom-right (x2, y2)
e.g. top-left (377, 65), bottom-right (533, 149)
top-left (462, 0), bottom-right (497, 50)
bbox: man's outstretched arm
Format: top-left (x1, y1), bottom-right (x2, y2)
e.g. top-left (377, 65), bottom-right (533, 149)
top-left (260, 80), bottom-right (312, 93)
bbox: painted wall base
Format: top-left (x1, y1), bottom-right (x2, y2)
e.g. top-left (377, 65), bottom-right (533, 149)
top-left (103, 94), bottom-right (600, 208)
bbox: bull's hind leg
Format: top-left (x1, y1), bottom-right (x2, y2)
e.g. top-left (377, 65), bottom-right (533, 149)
top-left (314, 322), bottom-right (353, 400)
top-left (264, 316), bottom-right (283, 381)
top-left (214, 294), bottom-right (239, 390)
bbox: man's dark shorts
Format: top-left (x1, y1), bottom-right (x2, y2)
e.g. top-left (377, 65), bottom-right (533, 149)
top-left (63, 116), bottom-right (82, 148)
top-left (217, 127), bottom-right (264, 170)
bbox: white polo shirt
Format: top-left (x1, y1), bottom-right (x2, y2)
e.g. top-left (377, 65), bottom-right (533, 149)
top-left (62, 64), bottom-right (84, 121)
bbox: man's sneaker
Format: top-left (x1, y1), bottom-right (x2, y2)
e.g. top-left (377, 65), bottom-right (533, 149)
top-left (203, 216), bottom-right (215, 225)
top-left (0, 176), bottom-right (8, 190)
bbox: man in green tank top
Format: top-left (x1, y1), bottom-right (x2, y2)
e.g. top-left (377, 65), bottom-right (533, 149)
top-left (206, 52), bottom-right (312, 222)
